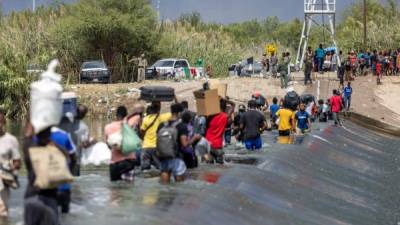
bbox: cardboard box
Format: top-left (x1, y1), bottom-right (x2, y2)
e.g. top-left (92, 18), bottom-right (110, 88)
top-left (209, 80), bottom-right (227, 98)
top-left (193, 89), bottom-right (221, 116)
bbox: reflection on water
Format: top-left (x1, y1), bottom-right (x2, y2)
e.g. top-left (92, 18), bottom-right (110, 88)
top-left (142, 188), bottom-right (160, 206)
top-left (277, 135), bottom-right (294, 145)
top-left (276, 134), bottom-right (305, 145)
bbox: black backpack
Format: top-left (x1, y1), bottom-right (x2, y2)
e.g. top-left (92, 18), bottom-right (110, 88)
top-left (284, 91), bottom-right (300, 111)
top-left (255, 96), bottom-right (266, 107)
top-left (301, 94), bottom-right (314, 104)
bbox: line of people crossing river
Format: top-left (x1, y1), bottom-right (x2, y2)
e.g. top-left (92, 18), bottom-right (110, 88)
top-left (0, 61), bottom-right (354, 225)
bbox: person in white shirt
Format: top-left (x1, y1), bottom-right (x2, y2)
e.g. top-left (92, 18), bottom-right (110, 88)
top-left (0, 109), bottom-right (21, 218)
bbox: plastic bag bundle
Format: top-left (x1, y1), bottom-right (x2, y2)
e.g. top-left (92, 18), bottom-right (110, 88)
top-left (30, 59), bottom-right (63, 134)
top-left (81, 142), bottom-right (111, 166)
top-left (122, 123), bottom-right (142, 155)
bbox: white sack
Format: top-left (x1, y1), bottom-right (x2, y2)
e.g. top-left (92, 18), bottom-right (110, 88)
top-left (30, 59), bottom-right (63, 134)
top-left (81, 142), bottom-right (111, 166)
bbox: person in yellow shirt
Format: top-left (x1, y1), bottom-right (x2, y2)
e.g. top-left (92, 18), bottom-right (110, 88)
top-left (140, 101), bottom-right (171, 171)
top-left (275, 107), bottom-right (295, 137)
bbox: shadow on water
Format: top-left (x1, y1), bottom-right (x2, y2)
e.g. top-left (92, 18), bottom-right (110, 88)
top-left (5, 120), bottom-right (400, 225)
top-left (224, 155), bottom-right (259, 165)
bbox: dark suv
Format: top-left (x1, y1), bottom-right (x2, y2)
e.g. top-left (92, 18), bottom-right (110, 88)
top-left (79, 61), bottom-right (110, 83)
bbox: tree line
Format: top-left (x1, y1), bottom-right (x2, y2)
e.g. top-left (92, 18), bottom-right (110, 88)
top-left (0, 0), bottom-right (398, 118)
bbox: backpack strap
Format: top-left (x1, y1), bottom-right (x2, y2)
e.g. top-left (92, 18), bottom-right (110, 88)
top-left (143, 114), bottom-right (160, 133)
top-left (172, 120), bottom-right (181, 127)
top-left (140, 114), bottom-right (160, 139)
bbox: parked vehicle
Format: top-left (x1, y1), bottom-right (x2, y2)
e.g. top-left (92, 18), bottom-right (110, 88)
top-left (228, 64), bottom-right (237, 76)
top-left (241, 62), bottom-right (263, 76)
top-left (80, 61), bottom-right (111, 83)
top-left (27, 64), bottom-right (44, 76)
top-left (145, 58), bottom-right (190, 79)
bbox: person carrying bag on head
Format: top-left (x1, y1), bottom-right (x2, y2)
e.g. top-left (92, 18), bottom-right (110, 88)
top-left (24, 59), bottom-right (74, 225)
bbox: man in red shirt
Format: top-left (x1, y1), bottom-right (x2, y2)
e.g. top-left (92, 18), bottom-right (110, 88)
top-left (330, 89), bottom-right (344, 126)
top-left (205, 99), bottom-right (228, 164)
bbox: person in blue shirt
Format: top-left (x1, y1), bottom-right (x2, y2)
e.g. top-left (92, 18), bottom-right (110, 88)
top-left (270, 97), bottom-right (280, 129)
top-left (51, 126), bottom-right (76, 214)
top-left (315, 44), bottom-right (325, 73)
top-left (32, 124), bottom-right (76, 214)
top-left (343, 82), bottom-right (353, 111)
top-left (295, 103), bottom-right (311, 134)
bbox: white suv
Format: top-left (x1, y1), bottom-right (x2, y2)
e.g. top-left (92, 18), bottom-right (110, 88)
top-left (146, 58), bottom-right (190, 79)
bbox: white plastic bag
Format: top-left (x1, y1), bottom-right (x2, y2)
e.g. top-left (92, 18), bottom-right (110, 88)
top-left (30, 60), bottom-right (63, 134)
top-left (107, 131), bottom-right (122, 149)
top-left (81, 142), bottom-right (111, 166)
top-left (195, 137), bottom-right (210, 158)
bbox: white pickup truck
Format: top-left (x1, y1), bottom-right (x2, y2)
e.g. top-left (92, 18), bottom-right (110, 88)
top-left (145, 58), bottom-right (191, 79)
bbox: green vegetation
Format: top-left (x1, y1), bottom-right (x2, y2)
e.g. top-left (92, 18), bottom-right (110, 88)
top-left (51, 0), bottom-right (159, 82)
top-left (0, 8), bottom-right (57, 118)
top-left (337, 0), bottom-right (400, 50)
top-left (157, 21), bottom-right (244, 77)
top-left (0, 0), bottom-right (399, 117)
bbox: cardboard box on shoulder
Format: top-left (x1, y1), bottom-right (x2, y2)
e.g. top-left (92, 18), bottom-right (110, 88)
top-left (193, 89), bottom-right (220, 116)
top-left (208, 79), bottom-right (227, 98)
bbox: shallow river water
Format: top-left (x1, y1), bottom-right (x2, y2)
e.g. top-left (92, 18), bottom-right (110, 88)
top-left (3, 120), bottom-right (400, 225)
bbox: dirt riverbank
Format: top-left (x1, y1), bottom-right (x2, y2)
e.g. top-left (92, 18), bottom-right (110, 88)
top-left (66, 73), bottom-right (400, 128)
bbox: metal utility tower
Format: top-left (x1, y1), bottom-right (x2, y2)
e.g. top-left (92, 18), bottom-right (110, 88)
top-left (296, 0), bottom-right (339, 70)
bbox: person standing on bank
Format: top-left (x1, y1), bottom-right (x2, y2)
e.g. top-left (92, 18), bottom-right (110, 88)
top-left (270, 52), bottom-right (278, 78)
top-left (304, 47), bottom-right (314, 85)
top-left (316, 44), bottom-right (325, 73)
top-left (0, 109), bottom-right (21, 218)
top-left (129, 53), bottom-right (148, 83)
top-left (278, 52), bottom-right (290, 89)
top-left (337, 51), bottom-right (345, 90)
